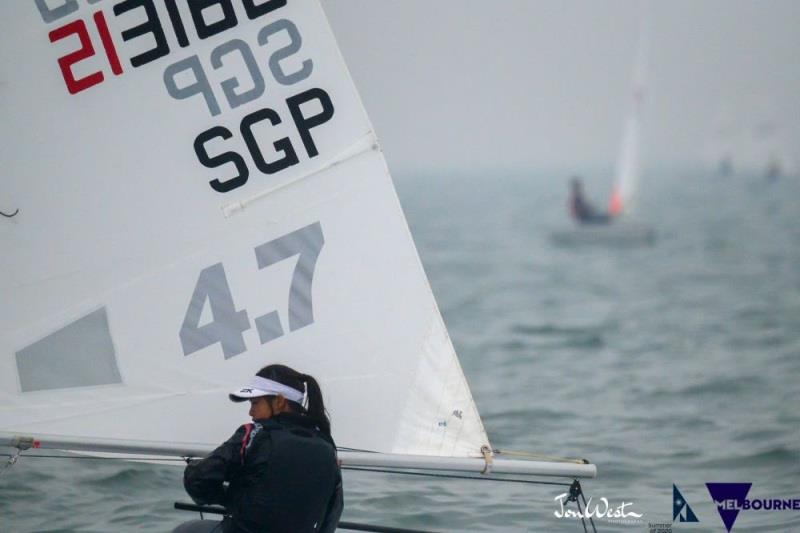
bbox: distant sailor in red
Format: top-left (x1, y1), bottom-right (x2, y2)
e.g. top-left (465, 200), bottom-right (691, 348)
top-left (569, 177), bottom-right (612, 225)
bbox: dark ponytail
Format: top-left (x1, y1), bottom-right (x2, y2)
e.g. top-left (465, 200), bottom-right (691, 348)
top-left (256, 364), bottom-right (331, 436)
top-left (298, 373), bottom-right (329, 436)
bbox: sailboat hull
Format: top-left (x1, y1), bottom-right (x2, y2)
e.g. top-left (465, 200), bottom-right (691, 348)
top-left (550, 221), bottom-right (656, 247)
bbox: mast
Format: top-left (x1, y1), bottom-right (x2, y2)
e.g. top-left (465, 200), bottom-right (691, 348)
top-left (609, 2), bottom-right (650, 217)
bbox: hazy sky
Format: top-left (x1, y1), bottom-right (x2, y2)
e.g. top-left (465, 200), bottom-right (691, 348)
top-left (323, 1), bottom-right (800, 175)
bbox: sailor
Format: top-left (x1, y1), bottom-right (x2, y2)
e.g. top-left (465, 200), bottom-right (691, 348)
top-left (569, 177), bottom-right (612, 225)
top-left (173, 365), bottom-right (343, 533)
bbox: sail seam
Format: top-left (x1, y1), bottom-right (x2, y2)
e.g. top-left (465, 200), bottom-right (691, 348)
top-left (221, 132), bottom-right (378, 218)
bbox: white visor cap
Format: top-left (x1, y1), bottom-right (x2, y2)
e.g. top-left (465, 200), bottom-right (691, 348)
top-left (229, 376), bottom-right (305, 404)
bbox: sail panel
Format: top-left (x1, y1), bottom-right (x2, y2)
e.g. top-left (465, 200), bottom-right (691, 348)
top-left (612, 110), bottom-right (641, 214)
top-left (1, 1), bottom-right (488, 457)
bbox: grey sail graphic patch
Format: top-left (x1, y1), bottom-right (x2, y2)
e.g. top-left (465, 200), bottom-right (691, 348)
top-left (16, 307), bottom-right (122, 392)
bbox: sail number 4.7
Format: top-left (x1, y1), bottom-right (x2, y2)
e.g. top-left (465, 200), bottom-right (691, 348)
top-left (180, 222), bottom-right (324, 359)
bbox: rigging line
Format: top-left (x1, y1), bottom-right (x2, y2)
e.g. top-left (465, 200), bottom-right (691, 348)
top-left (575, 496), bottom-right (588, 533)
top-left (175, 503), bottom-right (438, 533)
top-left (343, 466), bottom-right (571, 487)
top-left (0, 453), bottom-right (187, 462)
top-left (337, 446), bottom-right (380, 453)
top-left (494, 449), bottom-right (589, 465)
top-left (1, 208), bottom-right (19, 218)
top-left (338, 522), bottom-right (436, 533)
top-left (579, 485), bottom-right (598, 533)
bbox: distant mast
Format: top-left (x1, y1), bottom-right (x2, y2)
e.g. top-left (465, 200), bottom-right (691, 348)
top-left (609, 5), bottom-right (649, 217)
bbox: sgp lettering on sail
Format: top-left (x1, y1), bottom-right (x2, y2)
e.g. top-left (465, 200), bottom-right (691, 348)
top-left (35, 0), bottom-right (336, 194)
top-left (165, 15), bottom-right (336, 194)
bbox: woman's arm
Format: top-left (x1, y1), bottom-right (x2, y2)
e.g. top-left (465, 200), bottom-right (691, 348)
top-left (183, 425), bottom-right (248, 506)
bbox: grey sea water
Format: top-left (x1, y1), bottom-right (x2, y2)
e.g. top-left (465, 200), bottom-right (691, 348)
top-left (2, 168), bottom-right (799, 532)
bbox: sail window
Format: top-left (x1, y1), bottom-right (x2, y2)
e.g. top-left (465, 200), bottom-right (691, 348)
top-left (15, 308), bottom-right (122, 392)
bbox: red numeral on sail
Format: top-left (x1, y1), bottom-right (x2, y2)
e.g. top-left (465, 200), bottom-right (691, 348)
top-left (49, 11), bottom-right (124, 95)
top-left (49, 19), bottom-right (103, 94)
top-left (93, 11), bottom-right (123, 76)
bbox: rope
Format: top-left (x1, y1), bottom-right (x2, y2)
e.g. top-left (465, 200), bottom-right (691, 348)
top-left (1, 208), bottom-right (19, 218)
top-left (493, 449), bottom-right (588, 465)
top-left (480, 445), bottom-right (493, 474)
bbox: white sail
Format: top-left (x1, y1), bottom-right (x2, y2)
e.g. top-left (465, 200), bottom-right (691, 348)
top-left (1, 1), bottom-right (488, 459)
top-left (609, 10), bottom-right (648, 217)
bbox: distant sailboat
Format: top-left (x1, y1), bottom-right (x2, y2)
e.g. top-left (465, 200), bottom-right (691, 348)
top-left (753, 120), bottom-right (794, 182)
top-left (704, 106), bottom-right (797, 181)
top-left (552, 7), bottom-right (655, 247)
top-left (1, 1), bottom-right (595, 529)
top-left (601, 17), bottom-right (656, 245)
top-left (703, 106), bottom-right (738, 178)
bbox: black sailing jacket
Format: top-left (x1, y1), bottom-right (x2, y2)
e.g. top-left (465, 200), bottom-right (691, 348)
top-left (184, 412), bottom-right (343, 533)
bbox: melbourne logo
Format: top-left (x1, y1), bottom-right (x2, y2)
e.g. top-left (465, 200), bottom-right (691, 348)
top-left (672, 484), bottom-right (698, 523)
top-left (706, 483), bottom-right (800, 532)
top-left (706, 483), bottom-right (751, 532)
